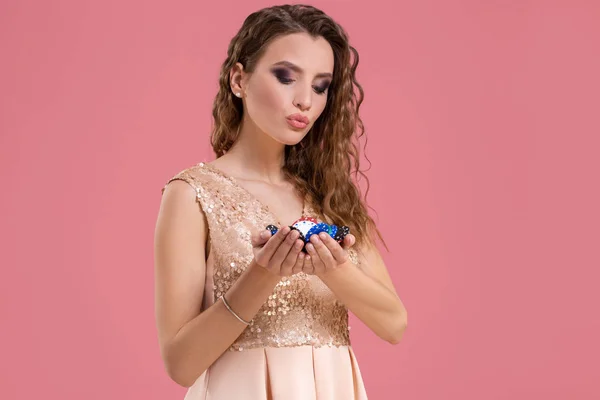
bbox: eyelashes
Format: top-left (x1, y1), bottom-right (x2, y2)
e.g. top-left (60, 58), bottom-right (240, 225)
top-left (273, 69), bottom-right (294, 84)
top-left (313, 84), bottom-right (330, 95)
top-left (272, 68), bottom-right (330, 95)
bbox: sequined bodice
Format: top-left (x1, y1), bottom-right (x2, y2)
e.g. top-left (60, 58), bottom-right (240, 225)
top-left (163, 162), bottom-right (356, 351)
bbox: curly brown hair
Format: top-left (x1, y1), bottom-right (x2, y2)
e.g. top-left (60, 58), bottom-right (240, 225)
top-left (209, 4), bottom-right (386, 251)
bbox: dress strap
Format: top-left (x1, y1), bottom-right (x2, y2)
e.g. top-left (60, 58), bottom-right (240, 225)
top-left (161, 166), bottom-right (204, 203)
top-left (160, 162), bottom-right (238, 235)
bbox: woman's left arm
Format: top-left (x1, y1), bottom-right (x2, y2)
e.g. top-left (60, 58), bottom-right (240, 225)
top-left (304, 232), bottom-right (408, 344)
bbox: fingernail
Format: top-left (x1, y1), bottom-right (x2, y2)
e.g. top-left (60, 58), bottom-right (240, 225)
top-left (319, 232), bottom-right (327, 239)
top-left (282, 226), bottom-right (290, 234)
top-left (260, 231), bottom-right (269, 239)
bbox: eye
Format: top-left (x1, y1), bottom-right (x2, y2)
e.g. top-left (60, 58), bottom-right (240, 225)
top-left (273, 69), bottom-right (294, 84)
top-left (313, 84), bottom-right (330, 95)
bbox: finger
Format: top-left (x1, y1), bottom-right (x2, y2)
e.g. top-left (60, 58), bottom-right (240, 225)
top-left (342, 234), bottom-right (356, 250)
top-left (291, 249), bottom-right (306, 275)
top-left (310, 234), bottom-right (336, 269)
top-left (269, 228), bottom-right (299, 268)
top-left (319, 232), bottom-right (348, 264)
top-left (305, 242), bottom-right (325, 275)
top-left (258, 226), bottom-right (290, 264)
top-left (281, 237), bottom-right (304, 276)
top-left (251, 230), bottom-right (271, 248)
top-left (302, 253), bottom-right (315, 275)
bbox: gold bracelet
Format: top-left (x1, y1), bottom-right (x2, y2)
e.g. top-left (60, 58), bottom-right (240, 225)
top-left (219, 295), bottom-right (251, 325)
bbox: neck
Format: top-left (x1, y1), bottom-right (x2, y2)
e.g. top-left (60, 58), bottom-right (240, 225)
top-left (224, 117), bottom-right (287, 184)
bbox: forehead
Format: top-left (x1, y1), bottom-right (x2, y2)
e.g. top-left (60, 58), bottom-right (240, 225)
top-left (258, 33), bottom-right (334, 75)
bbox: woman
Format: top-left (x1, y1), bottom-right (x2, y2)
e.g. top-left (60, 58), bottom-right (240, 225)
top-left (154, 4), bottom-right (407, 399)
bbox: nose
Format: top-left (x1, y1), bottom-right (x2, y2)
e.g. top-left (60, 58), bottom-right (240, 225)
top-left (293, 84), bottom-right (312, 111)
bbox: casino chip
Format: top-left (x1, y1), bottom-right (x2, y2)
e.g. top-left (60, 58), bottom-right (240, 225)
top-left (264, 222), bottom-right (351, 249)
top-left (291, 219), bottom-right (316, 238)
top-left (265, 224), bottom-right (279, 236)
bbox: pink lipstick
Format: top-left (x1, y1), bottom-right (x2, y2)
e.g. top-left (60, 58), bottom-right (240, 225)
top-left (286, 113), bottom-right (309, 129)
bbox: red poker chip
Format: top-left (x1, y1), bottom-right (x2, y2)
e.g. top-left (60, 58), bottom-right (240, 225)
top-left (294, 216), bottom-right (317, 225)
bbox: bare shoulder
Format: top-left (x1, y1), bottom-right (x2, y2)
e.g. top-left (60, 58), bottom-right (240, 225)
top-left (154, 167), bottom-right (209, 358)
top-left (161, 163), bottom-right (206, 195)
top-left (156, 166), bottom-right (209, 267)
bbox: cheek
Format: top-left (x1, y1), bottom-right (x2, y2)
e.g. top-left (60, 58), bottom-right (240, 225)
top-left (246, 79), bottom-right (286, 124)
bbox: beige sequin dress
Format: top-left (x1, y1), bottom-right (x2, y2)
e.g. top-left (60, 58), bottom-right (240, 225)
top-left (162, 162), bottom-right (368, 400)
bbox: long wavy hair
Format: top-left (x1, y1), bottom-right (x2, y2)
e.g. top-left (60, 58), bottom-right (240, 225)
top-left (210, 4), bottom-right (386, 251)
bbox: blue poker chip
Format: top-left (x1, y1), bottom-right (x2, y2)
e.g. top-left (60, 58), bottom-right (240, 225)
top-left (265, 224), bottom-right (278, 235)
top-left (305, 222), bottom-right (330, 242)
top-left (328, 225), bottom-right (338, 238)
top-left (304, 226), bottom-right (320, 242)
top-left (316, 222), bottom-right (329, 232)
top-left (304, 227), bottom-right (317, 243)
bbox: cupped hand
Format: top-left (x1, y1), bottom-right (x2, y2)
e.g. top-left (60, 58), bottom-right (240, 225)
top-left (251, 226), bottom-right (311, 277)
top-left (304, 232), bottom-right (356, 275)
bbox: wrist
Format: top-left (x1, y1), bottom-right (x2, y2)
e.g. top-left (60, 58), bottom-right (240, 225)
top-left (315, 261), bottom-right (351, 280)
top-left (248, 260), bottom-right (282, 285)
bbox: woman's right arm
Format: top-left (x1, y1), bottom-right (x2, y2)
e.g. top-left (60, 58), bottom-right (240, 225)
top-left (154, 180), bottom-right (303, 387)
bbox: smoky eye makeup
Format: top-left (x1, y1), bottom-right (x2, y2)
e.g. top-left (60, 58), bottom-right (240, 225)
top-left (271, 67), bottom-right (331, 94)
top-left (271, 67), bottom-right (294, 84)
top-left (314, 81), bottom-right (331, 94)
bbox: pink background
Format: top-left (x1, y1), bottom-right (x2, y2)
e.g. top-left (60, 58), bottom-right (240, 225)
top-left (1, 1), bottom-right (599, 399)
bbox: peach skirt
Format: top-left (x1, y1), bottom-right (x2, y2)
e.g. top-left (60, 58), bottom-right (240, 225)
top-left (183, 345), bottom-right (367, 399)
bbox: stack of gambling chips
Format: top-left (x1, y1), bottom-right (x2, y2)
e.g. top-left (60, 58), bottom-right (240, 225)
top-left (266, 217), bottom-right (350, 253)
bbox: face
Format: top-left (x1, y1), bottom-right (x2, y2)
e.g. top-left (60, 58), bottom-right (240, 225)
top-left (231, 32), bottom-right (334, 145)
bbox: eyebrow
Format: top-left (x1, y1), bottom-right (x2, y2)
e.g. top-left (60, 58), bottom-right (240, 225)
top-left (271, 60), bottom-right (332, 79)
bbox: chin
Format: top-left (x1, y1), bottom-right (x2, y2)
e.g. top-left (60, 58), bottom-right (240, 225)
top-left (280, 135), bottom-right (305, 146)
top-left (270, 131), bottom-right (306, 146)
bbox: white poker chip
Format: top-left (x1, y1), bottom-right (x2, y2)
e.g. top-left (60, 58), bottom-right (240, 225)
top-left (292, 220), bottom-right (316, 237)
